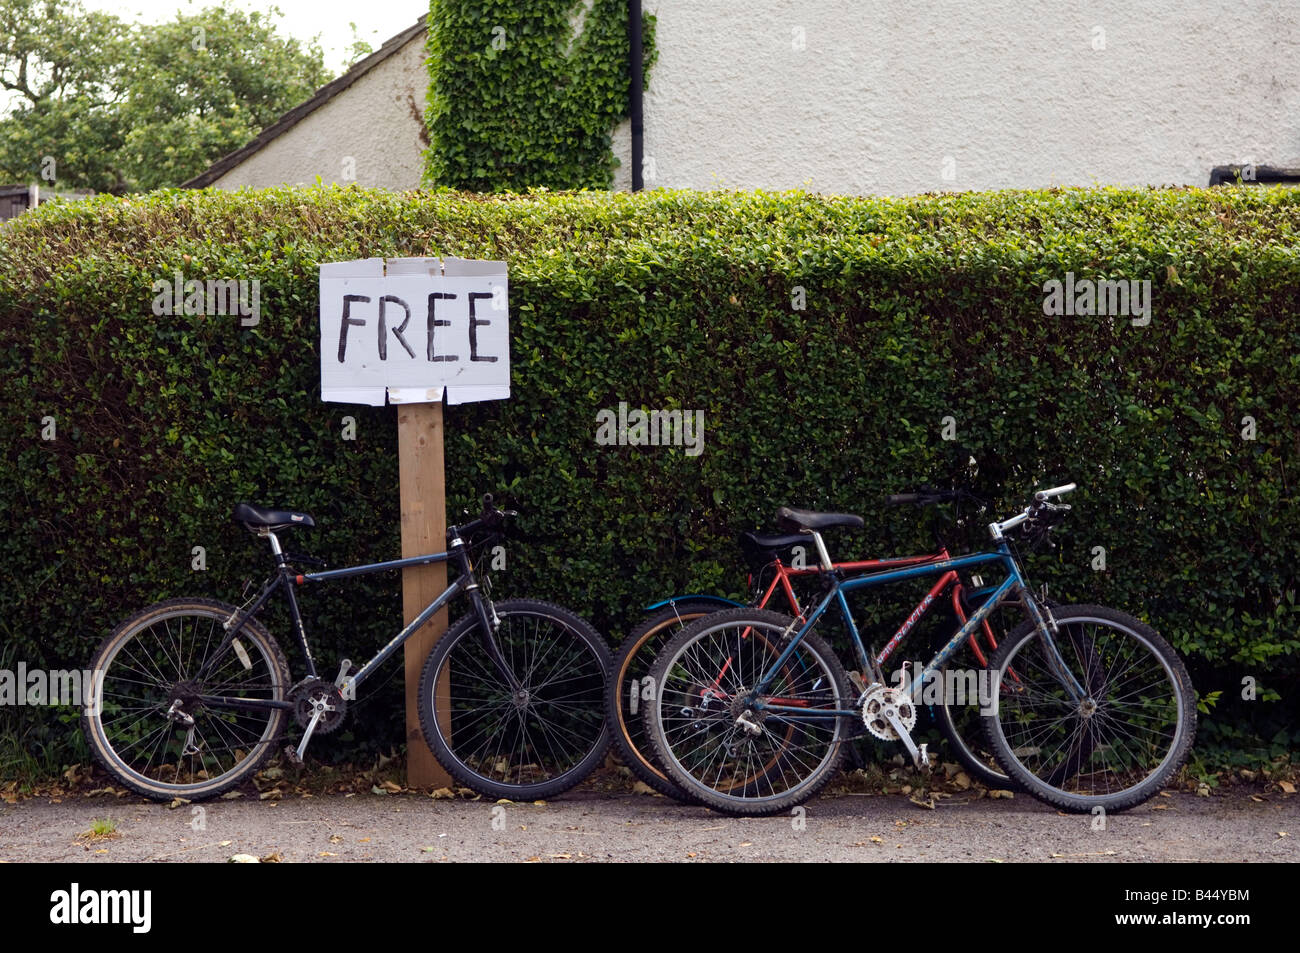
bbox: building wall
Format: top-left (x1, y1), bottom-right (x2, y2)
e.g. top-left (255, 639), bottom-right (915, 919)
top-left (209, 1), bottom-right (1300, 196)
top-left (613, 0), bottom-right (1300, 193)
top-left (212, 34), bottom-right (428, 190)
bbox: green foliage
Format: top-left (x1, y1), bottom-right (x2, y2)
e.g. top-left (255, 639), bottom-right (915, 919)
top-left (424, 0), bottom-right (656, 190)
top-left (1, 184), bottom-right (1297, 774)
top-left (0, 1), bottom-right (331, 193)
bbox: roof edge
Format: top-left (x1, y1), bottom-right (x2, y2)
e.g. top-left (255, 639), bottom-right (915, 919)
top-left (183, 15), bottom-right (428, 189)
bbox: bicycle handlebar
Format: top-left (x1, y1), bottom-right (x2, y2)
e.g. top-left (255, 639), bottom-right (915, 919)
top-left (989, 484), bottom-right (1077, 541)
top-left (1034, 483), bottom-right (1076, 501)
top-left (886, 488), bottom-right (961, 506)
top-left (449, 494), bottom-right (517, 542)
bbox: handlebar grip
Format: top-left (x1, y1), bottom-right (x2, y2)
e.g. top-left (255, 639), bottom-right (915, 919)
top-left (1035, 483), bottom-right (1077, 501)
top-left (887, 494), bottom-right (920, 505)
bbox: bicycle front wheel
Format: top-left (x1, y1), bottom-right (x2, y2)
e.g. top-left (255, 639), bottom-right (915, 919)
top-left (81, 598), bottom-right (290, 801)
top-left (418, 598), bottom-right (611, 800)
top-left (982, 604), bottom-right (1196, 813)
top-left (644, 608), bottom-right (851, 816)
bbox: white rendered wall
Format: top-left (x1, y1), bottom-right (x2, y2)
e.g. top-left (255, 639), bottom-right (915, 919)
top-left (613, 0), bottom-right (1300, 193)
top-left (212, 34), bottom-right (428, 190)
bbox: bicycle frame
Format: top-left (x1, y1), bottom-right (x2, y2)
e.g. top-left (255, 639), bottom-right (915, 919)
top-left (747, 537), bottom-right (1072, 719)
top-left (658, 548), bottom-right (1005, 677)
top-left (193, 529), bottom-right (505, 716)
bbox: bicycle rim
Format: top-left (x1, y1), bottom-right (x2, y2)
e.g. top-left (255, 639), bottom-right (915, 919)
top-left (429, 606), bottom-right (608, 796)
top-left (991, 612), bottom-right (1191, 806)
top-left (87, 603), bottom-right (285, 796)
top-left (611, 605), bottom-right (718, 799)
top-left (652, 616), bottom-right (845, 807)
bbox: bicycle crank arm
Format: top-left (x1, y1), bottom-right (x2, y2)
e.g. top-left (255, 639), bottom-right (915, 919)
top-left (882, 708), bottom-right (930, 771)
top-left (291, 707), bottom-right (326, 764)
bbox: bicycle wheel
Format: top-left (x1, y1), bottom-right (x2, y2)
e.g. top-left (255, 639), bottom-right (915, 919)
top-left (933, 647), bottom-right (1018, 791)
top-left (643, 608), bottom-right (851, 816)
top-left (982, 604), bottom-right (1196, 813)
top-left (608, 601), bottom-right (725, 801)
top-left (418, 598), bottom-right (611, 800)
top-left (81, 598), bottom-right (290, 801)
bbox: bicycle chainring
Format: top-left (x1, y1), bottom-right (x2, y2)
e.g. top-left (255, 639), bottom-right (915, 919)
top-left (291, 678), bottom-right (347, 734)
top-left (860, 685), bottom-right (917, 741)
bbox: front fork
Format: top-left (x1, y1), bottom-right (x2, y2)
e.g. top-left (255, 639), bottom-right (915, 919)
top-left (1018, 584), bottom-right (1087, 703)
top-left (456, 543), bottom-right (521, 694)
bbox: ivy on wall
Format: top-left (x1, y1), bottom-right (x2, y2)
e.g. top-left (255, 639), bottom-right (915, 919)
top-left (424, 0), bottom-right (656, 191)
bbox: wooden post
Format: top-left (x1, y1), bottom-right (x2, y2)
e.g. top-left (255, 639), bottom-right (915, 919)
top-left (398, 400), bottom-right (452, 789)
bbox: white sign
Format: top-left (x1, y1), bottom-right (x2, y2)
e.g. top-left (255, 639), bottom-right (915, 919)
top-left (319, 256), bottom-right (509, 406)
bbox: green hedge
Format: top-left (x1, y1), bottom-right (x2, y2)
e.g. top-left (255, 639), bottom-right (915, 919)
top-left (1, 185), bottom-right (1298, 774)
top-left (424, 0), bottom-right (657, 190)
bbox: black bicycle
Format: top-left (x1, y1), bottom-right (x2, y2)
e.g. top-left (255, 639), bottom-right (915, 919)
top-left (82, 495), bottom-right (612, 802)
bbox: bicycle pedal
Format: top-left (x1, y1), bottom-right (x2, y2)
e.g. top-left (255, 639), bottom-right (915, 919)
top-left (917, 743), bottom-right (932, 771)
top-left (283, 744), bottom-right (303, 766)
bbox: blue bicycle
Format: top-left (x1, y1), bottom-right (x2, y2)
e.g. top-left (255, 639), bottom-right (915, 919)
top-left (643, 484), bottom-right (1197, 815)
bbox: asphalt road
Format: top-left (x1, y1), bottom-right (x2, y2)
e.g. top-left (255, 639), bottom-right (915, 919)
top-left (1, 787), bottom-right (1293, 863)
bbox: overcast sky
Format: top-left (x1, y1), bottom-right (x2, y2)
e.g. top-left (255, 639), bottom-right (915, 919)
top-left (84, 0), bottom-right (428, 73)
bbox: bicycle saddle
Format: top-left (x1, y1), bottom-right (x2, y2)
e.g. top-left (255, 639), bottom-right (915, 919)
top-left (232, 503), bottom-right (316, 531)
top-left (738, 531), bottom-right (809, 567)
top-left (774, 506), bottom-right (865, 532)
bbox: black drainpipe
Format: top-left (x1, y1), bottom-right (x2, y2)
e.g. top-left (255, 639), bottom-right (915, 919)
top-left (629, 0), bottom-right (644, 191)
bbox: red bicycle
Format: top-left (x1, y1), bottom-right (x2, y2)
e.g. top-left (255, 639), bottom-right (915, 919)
top-left (607, 492), bottom-right (1020, 801)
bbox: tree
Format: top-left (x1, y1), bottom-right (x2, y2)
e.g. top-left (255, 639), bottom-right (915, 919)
top-left (0, 0), bottom-right (131, 192)
top-left (0, 1), bottom-right (332, 193)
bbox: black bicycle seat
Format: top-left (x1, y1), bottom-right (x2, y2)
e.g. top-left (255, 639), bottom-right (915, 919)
top-left (774, 507), bottom-right (865, 532)
top-left (232, 503), bottom-right (316, 532)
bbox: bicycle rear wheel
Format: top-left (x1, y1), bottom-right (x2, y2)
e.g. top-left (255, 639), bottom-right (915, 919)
top-left (643, 608), bottom-right (851, 816)
top-left (418, 598), bottom-right (611, 800)
top-left (81, 598), bottom-right (290, 801)
top-left (608, 601), bottom-right (725, 801)
top-left (982, 604), bottom-right (1196, 813)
